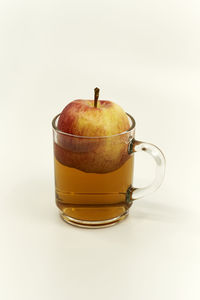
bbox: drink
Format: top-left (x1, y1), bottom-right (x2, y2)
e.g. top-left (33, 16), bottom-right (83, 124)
top-left (52, 108), bottom-right (165, 228)
top-left (54, 149), bottom-right (134, 227)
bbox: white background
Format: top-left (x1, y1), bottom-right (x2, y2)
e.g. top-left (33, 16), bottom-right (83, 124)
top-left (1, 0), bottom-right (200, 299)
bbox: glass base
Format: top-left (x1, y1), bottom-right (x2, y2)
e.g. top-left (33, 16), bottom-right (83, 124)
top-left (60, 210), bottom-right (129, 228)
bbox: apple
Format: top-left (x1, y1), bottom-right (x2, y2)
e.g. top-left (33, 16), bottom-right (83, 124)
top-left (54, 88), bottom-right (131, 173)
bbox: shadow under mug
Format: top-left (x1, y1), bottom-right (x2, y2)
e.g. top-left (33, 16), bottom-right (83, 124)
top-left (52, 113), bottom-right (165, 228)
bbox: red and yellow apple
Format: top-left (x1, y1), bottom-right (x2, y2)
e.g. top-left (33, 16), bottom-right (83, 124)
top-left (54, 91), bottom-right (131, 173)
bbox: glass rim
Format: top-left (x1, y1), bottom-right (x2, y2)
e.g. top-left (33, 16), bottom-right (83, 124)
top-left (52, 112), bottom-right (136, 139)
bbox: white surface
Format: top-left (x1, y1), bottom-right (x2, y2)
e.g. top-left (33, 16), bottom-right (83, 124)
top-left (1, 0), bottom-right (200, 299)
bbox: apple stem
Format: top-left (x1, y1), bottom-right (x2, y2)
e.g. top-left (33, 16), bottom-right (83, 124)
top-left (94, 87), bottom-right (100, 108)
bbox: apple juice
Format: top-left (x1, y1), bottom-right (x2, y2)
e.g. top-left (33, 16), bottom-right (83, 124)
top-left (54, 154), bottom-right (134, 225)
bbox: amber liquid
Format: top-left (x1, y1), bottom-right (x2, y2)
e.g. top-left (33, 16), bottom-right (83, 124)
top-left (54, 154), bottom-right (134, 224)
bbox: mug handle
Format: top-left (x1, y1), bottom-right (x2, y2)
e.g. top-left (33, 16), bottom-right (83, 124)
top-left (127, 140), bottom-right (166, 201)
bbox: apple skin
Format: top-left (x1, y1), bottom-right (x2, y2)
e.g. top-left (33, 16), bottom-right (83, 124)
top-left (57, 100), bottom-right (130, 137)
top-left (55, 100), bottom-right (131, 173)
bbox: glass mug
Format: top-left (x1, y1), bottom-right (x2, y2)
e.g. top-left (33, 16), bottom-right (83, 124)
top-left (52, 113), bottom-right (165, 228)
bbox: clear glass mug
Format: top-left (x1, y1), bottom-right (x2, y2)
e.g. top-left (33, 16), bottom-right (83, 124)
top-left (52, 113), bottom-right (165, 228)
